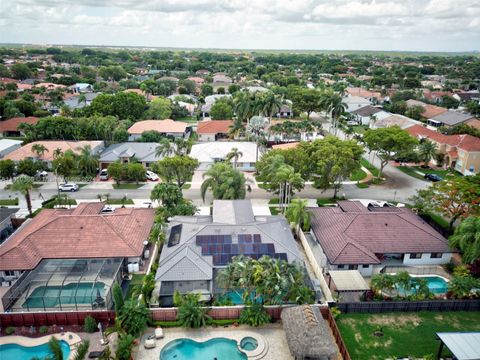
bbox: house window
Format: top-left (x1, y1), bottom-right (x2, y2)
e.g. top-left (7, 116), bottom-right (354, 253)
top-left (409, 253), bottom-right (422, 259)
top-left (430, 253), bottom-right (442, 259)
top-left (362, 265), bottom-right (370, 268)
top-left (348, 265), bottom-right (358, 270)
top-left (4, 270), bottom-right (15, 277)
top-left (337, 265), bottom-right (344, 269)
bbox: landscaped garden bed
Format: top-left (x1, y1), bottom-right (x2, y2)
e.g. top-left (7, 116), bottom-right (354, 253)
top-left (336, 311), bottom-right (480, 360)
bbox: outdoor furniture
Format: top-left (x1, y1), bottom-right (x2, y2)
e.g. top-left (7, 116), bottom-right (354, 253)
top-left (155, 327), bottom-right (164, 339)
top-left (88, 351), bottom-right (104, 359)
top-left (144, 339), bottom-right (156, 349)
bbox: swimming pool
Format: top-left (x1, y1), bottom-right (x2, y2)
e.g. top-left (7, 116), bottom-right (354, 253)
top-left (0, 340), bottom-right (71, 359)
top-left (23, 282), bottom-right (105, 308)
top-left (240, 336), bottom-right (258, 351)
top-left (160, 338), bottom-right (247, 360)
top-left (224, 290), bottom-right (262, 305)
top-left (417, 276), bottom-right (449, 295)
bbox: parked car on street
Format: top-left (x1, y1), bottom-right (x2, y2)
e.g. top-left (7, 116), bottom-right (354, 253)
top-left (146, 170), bottom-right (159, 181)
top-left (424, 173), bottom-right (443, 182)
top-left (99, 169), bottom-right (109, 181)
top-left (59, 183), bottom-right (79, 192)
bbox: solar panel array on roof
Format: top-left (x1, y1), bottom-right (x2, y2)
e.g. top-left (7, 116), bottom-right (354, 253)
top-left (168, 225), bottom-right (182, 247)
top-left (196, 234), bottom-right (287, 265)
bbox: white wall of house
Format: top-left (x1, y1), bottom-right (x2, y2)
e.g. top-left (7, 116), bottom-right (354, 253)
top-left (0, 270), bottom-right (23, 284)
top-left (198, 134), bottom-right (216, 142)
top-left (331, 264), bottom-right (374, 277)
top-left (403, 252), bottom-right (452, 266)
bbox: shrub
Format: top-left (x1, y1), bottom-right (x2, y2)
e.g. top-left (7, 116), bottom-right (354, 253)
top-left (119, 300), bottom-right (149, 336)
top-left (39, 325), bottom-right (49, 334)
top-left (176, 293), bottom-right (211, 328)
top-left (330, 307), bottom-right (341, 319)
top-left (84, 316), bottom-right (97, 333)
top-left (239, 304), bottom-right (271, 327)
top-left (6, 326), bottom-right (15, 335)
top-left (116, 334), bottom-right (134, 360)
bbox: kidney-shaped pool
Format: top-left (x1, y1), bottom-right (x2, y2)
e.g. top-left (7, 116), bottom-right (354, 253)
top-left (160, 338), bottom-right (247, 360)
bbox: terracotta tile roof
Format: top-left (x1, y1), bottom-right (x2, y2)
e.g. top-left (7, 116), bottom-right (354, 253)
top-left (272, 142), bottom-right (300, 150)
top-left (346, 87), bottom-right (382, 99)
top-left (0, 116), bottom-right (38, 132)
top-left (128, 119), bottom-right (189, 135)
top-left (405, 100), bottom-right (448, 119)
top-left (310, 202), bottom-right (450, 265)
top-left (0, 204), bottom-right (155, 271)
top-left (406, 125), bottom-right (480, 152)
top-left (4, 140), bottom-right (103, 162)
top-left (196, 120), bottom-right (233, 134)
top-left (187, 77), bottom-right (205, 84)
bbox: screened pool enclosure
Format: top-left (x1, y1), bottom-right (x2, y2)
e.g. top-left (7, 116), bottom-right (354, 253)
top-left (2, 258), bottom-right (123, 312)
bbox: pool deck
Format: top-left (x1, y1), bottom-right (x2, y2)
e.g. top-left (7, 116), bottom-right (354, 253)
top-left (0, 332), bottom-right (82, 360)
top-left (134, 323), bottom-right (294, 360)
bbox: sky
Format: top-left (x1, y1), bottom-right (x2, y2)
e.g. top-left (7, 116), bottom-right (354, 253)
top-left (0, 0), bottom-right (479, 52)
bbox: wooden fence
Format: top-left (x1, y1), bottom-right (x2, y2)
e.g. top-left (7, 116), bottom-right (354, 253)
top-left (0, 310), bottom-right (116, 328)
top-left (336, 299), bottom-right (480, 314)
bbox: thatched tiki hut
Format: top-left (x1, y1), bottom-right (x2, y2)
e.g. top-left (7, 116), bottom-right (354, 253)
top-left (281, 305), bottom-right (337, 360)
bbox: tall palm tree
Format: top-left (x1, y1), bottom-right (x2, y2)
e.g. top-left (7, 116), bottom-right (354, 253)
top-left (31, 144), bottom-right (49, 159)
top-left (449, 217), bottom-right (480, 264)
top-left (11, 176), bottom-right (35, 216)
top-left (53, 148), bottom-right (63, 160)
top-left (229, 118), bottom-right (244, 139)
top-left (77, 93), bottom-right (87, 107)
top-left (226, 147), bottom-right (243, 169)
top-left (261, 92), bottom-right (282, 122)
top-left (233, 92), bottom-right (252, 123)
top-left (174, 137), bottom-right (193, 156)
top-left (73, 340), bottom-right (90, 360)
top-left (285, 199), bottom-right (311, 236)
top-left (276, 165), bottom-right (305, 211)
top-left (319, 89), bottom-right (346, 136)
top-left (76, 145), bottom-right (99, 176)
top-left (200, 162), bottom-right (247, 202)
top-left (246, 116), bottom-right (267, 162)
top-left (47, 337), bottom-right (64, 360)
top-left (155, 138), bottom-right (174, 157)
top-left (417, 140), bottom-right (437, 167)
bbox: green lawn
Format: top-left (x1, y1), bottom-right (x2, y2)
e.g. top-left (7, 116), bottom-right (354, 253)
top-left (5, 183), bottom-right (42, 190)
top-left (106, 198), bottom-right (135, 205)
top-left (316, 198), bottom-right (339, 206)
top-left (352, 125), bottom-right (368, 134)
top-left (182, 184), bottom-right (191, 190)
top-left (113, 183), bottom-right (144, 189)
top-left (360, 158), bottom-right (380, 177)
top-left (125, 274), bottom-right (144, 301)
top-left (397, 166), bottom-right (461, 181)
top-left (337, 311), bottom-right (480, 360)
top-left (349, 168), bottom-right (367, 181)
top-left (356, 183), bottom-right (369, 188)
top-left (268, 198), bottom-right (280, 215)
top-left (0, 198), bottom-right (19, 206)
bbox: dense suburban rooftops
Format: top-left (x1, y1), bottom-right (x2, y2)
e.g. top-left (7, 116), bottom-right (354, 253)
top-left (99, 142), bottom-right (164, 162)
top-left (196, 120), bottom-right (233, 134)
top-left (351, 105), bottom-right (382, 117)
top-left (0, 116), bottom-right (38, 132)
top-left (0, 203), bottom-right (155, 271)
top-left (127, 119), bottom-right (189, 135)
top-left (431, 110), bottom-right (476, 126)
top-left (406, 125), bottom-right (480, 152)
top-left (310, 201), bottom-right (450, 265)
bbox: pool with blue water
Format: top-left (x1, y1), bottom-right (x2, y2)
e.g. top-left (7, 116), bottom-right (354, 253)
top-left (160, 338), bottom-right (247, 360)
top-left (0, 340), bottom-right (71, 360)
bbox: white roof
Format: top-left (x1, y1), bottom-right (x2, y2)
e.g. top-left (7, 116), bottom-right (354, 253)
top-left (0, 139), bottom-right (22, 152)
top-left (437, 332), bottom-right (480, 360)
top-left (328, 270), bottom-right (370, 291)
top-left (190, 141), bottom-right (258, 164)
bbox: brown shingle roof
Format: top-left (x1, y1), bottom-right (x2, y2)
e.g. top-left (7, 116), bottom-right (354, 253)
top-left (196, 120), bottom-right (233, 134)
top-left (405, 99), bottom-right (448, 119)
top-left (407, 125), bottom-right (480, 152)
top-left (0, 117), bottom-right (38, 132)
top-left (127, 119), bottom-right (189, 135)
top-left (310, 202), bottom-right (450, 265)
top-left (0, 204), bottom-right (155, 271)
top-left (4, 140), bottom-right (103, 162)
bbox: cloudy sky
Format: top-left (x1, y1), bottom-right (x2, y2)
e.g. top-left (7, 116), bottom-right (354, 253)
top-left (1, 0), bottom-right (479, 52)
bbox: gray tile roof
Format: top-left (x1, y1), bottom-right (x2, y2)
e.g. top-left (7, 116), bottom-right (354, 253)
top-left (431, 111), bottom-right (475, 126)
top-left (212, 200), bottom-right (255, 224)
top-left (99, 142), bottom-right (164, 163)
top-left (351, 105), bottom-right (382, 117)
top-left (0, 208), bottom-right (18, 223)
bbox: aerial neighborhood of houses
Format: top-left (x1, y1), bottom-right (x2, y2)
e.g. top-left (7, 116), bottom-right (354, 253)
top-left (0, 47), bottom-right (479, 360)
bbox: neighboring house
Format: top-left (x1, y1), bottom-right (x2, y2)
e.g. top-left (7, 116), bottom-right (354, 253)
top-left (423, 90), bottom-right (452, 104)
top-left (272, 142), bottom-right (300, 150)
top-left (406, 124), bottom-right (480, 175)
top-left (405, 99), bottom-right (448, 120)
top-left (201, 94), bottom-right (232, 119)
top-left (0, 203), bottom-right (154, 311)
top-left (213, 74), bottom-right (232, 84)
top-left (0, 116), bottom-right (38, 137)
top-left (343, 96), bottom-right (372, 113)
top-left (99, 142), bottom-right (166, 169)
top-left (245, 86), bottom-right (268, 93)
top-left (370, 114), bottom-right (420, 130)
top-left (33, 82), bottom-right (66, 91)
top-left (127, 119), bottom-right (191, 140)
top-left (428, 110), bottom-right (480, 129)
top-left (190, 141), bottom-right (259, 171)
top-left (0, 208), bottom-right (18, 244)
top-left (276, 104), bottom-right (293, 118)
top-left (309, 201), bottom-right (452, 277)
top-left (5, 140), bottom-right (104, 168)
top-left (196, 69), bottom-right (210, 76)
top-left (187, 76), bottom-right (205, 85)
top-left (155, 200), bottom-right (303, 306)
top-left (0, 139), bottom-right (23, 158)
top-left (63, 92), bottom-right (99, 109)
top-left (69, 83), bottom-right (93, 94)
top-left (196, 120), bottom-right (233, 141)
top-left (453, 91), bottom-right (480, 103)
top-left (345, 87), bottom-right (384, 103)
top-left (351, 105), bottom-right (390, 125)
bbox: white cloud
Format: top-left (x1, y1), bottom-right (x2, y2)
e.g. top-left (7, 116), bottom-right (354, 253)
top-left (0, 0), bottom-right (478, 51)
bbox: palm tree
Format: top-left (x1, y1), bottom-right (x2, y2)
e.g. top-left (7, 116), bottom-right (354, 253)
top-left (319, 89), bottom-right (346, 136)
top-left (11, 176), bottom-right (35, 216)
top-left (449, 217), bottom-right (480, 264)
top-left (76, 145), bottom-right (99, 177)
top-left (53, 148), bottom-right (63, 160)
top-left (261, 92), bottom-right (282, 122)
top-left (246, 116), bottom-right (267, 162)
top-left (73, 340), bottom-right (90, 360)
top-left (200, 162), bottom-right (247, 202)
top-left (370, 273), bottom-right (395, 295)
top-left (225, 147), bottom-right (243, 169)
top-left (174, 137), bottom-right (193, 156)
top-left (31, 144), bottom-right (49, 160)
top-left (285, 199), bottom-right (311, 237)
top-left (47, 337), bottom-right (64, 360)
top-left (417, 140), bottom-right (437, 167)
top-left (234, 92), bottom-right (255, 123)
top-left (229, 118), bottom-right (244, 139)
top-left (155, 138), bottom-right (174, 157)
top-left (77, 93), bottom-right (87, 107)
top-left (276, 165), bottom-right (304, 211)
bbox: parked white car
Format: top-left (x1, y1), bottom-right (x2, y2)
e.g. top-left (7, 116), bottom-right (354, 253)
top-left (59, 183), bottom-right (79, 192)
top-left (99, 169), bottom-right (109, 181)
top-left (146, 170), bottom-right (159, 181)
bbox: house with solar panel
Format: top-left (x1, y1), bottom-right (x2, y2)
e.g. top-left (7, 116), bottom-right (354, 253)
top-left (154, 200), bottom-right (304, 306)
